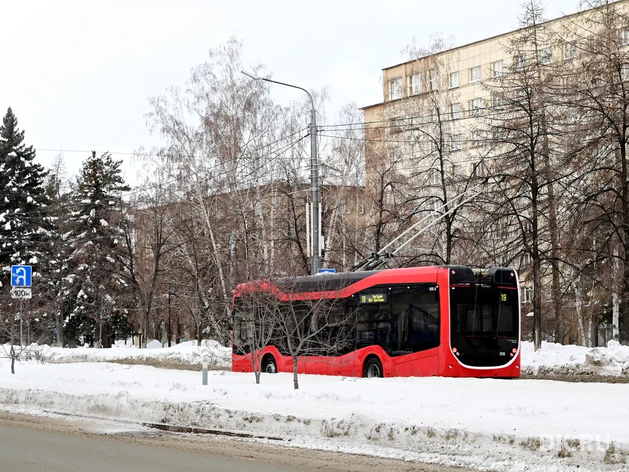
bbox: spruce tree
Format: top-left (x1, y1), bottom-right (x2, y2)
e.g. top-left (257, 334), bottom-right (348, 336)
top-left (0, 107), bottom-right (52, 284)
top-left (63, 151), bottom-right (130, 347)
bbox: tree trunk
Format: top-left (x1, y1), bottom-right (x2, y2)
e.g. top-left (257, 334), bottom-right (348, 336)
top-left (55, 313), bottom-right (63, 348)
top-left (574, 282), bottom-right (586, 347)
top-left (619, 142), bottom-right (629, 344)
top-left (292, 356), bottom-right (299, 390)
top-left (613, 292), bottom-right (620, 341)
top-left (533, 258), bottom-right (543, 350)
top-left (10, 344), bottom-right (15, 375)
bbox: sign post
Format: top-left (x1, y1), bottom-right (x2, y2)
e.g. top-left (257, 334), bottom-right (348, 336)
top-left (11, 266), bottom-right (33, 346)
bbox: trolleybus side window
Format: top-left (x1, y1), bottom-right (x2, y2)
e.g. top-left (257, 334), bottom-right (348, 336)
top-left (354, 285), bottom-right (440, 356)
top-left (390, 285), bottom-right (440, 355)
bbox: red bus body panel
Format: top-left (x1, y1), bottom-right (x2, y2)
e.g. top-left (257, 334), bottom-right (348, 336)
top-left (232, 266), bottom-right (521, 378)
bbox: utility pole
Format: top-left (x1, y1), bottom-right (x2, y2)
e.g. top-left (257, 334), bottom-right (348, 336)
top-left (241, 70), bottom-right (320, 274)
top-left (310, 106), bottom-right (320, 274)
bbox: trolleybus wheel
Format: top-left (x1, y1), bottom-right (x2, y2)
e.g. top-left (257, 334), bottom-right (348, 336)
top-left (363, 357), bottom-right (383, 378)
top-left (263, 356), bottom-right (277, 374)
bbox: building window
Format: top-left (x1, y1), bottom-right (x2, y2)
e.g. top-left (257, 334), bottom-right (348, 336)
top-left (491, 60), bottom-right (503, 78)
top-left (470, 98), bottom-right (483, 116)
top-left (521, 286), bottom-right (533, 304)
top-left (389, 77), bottom-right (403, 100)
top-left (389, 117), bottom-right (404, 133)
top-left (408, 73), bottom-right (422, 95)
top-left (471, 161), bottom-right (486, 177)
top-left (492, 95), bottom-right (505, 109)
top-left (450, 134), bottom-right (462, 151)
top-left (429, 69), bottom-right (439, 91)
top-left (429, 107), bottom-right (438, 123)
top-left (563, 74), bottom-right (577, 91)
top-left (469, 66), bottom-right (481, 83)
top-left (622, 64), bottom-right (629, 82)
top-left (472, 130), bottom-right (483, 147)
top-left (450, 103), bottom-right (462, 120)
top-left (431, 170), bottom-right (441, 186)
top-left (564, 42), bottom-right (577, 60)
top-left (539, 47), bottom-right (552, 65)
top-left (452, 164), bottom-right (462, 176)
top-left (514, 54), bottom-right (527, 70)
top-left (448, 71), bottom-right (459, 89)
top-left (620, 28), bottom-right (629, 46)
top-left (411, 141), bottom-right (423, 159)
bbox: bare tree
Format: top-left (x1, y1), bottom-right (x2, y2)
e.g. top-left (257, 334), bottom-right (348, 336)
top-left (273, 277), bottom-right (354, 390)
top-left (121, 187), bottom-right (180, 348)
top-left (0, 296), bottom-right (49, 374)
top-left (233, 281), bottom-right (282, 384)
top-left (559, 0), bottom-right (629, 343)
top-left (479, 1), bottom-right (570, 349)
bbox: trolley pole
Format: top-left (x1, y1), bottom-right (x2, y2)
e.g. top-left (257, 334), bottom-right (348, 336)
top-left (241, 70), bottom-right (320, 274)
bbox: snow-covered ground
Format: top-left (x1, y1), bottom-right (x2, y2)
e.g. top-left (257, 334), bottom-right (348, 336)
top-left (0, 359), bottom-right (627, 471)
top-left (21, 339), bottom-right (629, 379)
top-left (32, 340), bottom-right (232, 369)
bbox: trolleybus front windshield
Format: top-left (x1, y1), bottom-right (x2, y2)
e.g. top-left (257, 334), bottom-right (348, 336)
top-left (450, 285), bottom-right (519, 367)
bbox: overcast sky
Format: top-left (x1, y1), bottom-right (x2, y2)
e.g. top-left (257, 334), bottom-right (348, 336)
top-left (1, 0), bottom-right (581, 183)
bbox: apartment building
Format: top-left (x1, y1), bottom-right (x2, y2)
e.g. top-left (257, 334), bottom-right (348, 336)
top-left (359, 1), bottom-right (629, 341)
top-left (362, 2), bottom-right (629, 176)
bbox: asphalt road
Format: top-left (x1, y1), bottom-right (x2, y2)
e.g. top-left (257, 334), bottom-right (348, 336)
top-left (0, 421), bottom-right (308, 472)
top-left (0, 411), bottom-right (474, 472)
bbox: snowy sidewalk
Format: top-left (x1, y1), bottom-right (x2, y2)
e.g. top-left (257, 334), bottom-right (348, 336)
top-left (0, 360), bottom-right (627, 471)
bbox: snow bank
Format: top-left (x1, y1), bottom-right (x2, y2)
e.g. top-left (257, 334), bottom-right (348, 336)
top-left (31, 340), bottom-right (231, 369)
top-left (0, 361), bottom-right (627, 471)
top-left (522, 341), bottom-right (629, 377)
top-left (585, 341), bottom-right (629, 376)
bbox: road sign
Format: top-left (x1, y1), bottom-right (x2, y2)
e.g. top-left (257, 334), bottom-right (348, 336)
top-left (318, 268), bottom-right (336, 274)
top-left (11, 265), bottom-right (32, 287)
top-left (11, 287), bottom-right (32, 299)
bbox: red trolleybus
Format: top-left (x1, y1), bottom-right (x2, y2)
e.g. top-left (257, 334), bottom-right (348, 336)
top-left (232, 266), bottom-right (521, 378)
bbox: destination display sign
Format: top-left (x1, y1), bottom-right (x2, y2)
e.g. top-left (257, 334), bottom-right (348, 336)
top-left (359, 293), bottom-right (387, 304)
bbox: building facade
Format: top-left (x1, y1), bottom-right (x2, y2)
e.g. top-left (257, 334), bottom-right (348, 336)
top-left (360, 1), bottom-right (629, 345)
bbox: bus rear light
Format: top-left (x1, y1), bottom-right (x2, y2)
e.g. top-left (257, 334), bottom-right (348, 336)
top-left (448, 364), bottom-right (453, 369)
top-left (510, 352), bottom-right (514, 357)
top-left (512, 348), bottom-right (517, 353)
top-left (452, 347), bottom-right (458, 353)
top-left (516, 365), bottom-right (519, 369)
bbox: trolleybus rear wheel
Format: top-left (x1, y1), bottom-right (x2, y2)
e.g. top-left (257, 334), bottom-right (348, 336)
top-left (363, 357), bottom-right (383, 378)
top-left (263, 356), bottom-right (277, 374)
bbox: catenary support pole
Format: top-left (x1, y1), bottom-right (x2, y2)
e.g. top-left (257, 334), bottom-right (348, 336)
top-left (241, 70), bottom-right (320, 273)
top-left (310, 107), bottom-right (320, 273)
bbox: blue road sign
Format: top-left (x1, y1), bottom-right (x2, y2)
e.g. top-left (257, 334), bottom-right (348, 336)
top-left (11, 265), bottom-right (32, 287)
top-left (318, 268), bottom-right (336, 274)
